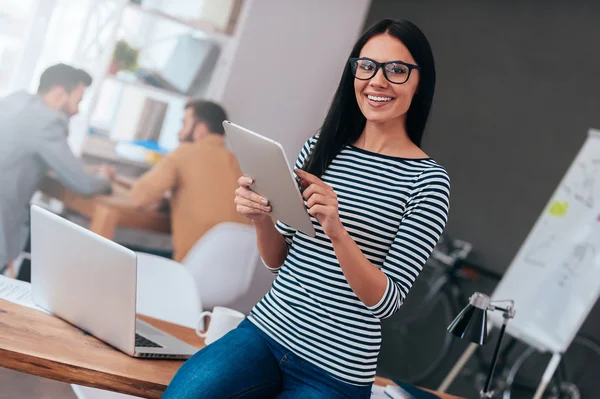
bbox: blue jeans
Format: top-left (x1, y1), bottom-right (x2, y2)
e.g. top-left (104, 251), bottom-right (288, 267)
top-left (162, 319), bottom-right (372, 399)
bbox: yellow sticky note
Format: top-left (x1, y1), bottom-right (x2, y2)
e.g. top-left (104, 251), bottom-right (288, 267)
top-left (145, 151), bottom-right (163, 164)
top-left (548, 201), bottom-right (568, 216)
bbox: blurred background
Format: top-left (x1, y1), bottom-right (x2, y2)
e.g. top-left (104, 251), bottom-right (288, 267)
top-left (1, 0), bottom-right (600, 398)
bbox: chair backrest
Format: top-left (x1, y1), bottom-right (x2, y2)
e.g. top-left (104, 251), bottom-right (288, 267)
top-left (135, 252), bottom-right (201, 329)
top-left (182, 222), bottom-right (260, 312)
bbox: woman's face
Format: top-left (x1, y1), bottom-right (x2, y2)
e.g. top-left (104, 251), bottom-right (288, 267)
top-left (353, 34), bottom-right (420, 125)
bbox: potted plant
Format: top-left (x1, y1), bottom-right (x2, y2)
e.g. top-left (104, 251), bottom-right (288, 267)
top-left (109, 39), bottom-right (139, 75)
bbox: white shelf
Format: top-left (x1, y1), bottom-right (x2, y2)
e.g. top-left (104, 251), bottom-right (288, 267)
top-left (79, 0), bottom-right (243, 151)
top-left (105, 74), bottom-right (190, 101)
top-left (126, 3), bottom-right (232, 45)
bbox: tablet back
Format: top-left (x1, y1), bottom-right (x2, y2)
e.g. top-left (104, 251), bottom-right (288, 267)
top-left (223, 121), bottom-right (316, 237)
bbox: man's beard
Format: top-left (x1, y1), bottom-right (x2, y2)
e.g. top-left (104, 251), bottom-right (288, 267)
top-left (179, 128), bottom-right (195, 143)
top-left (61, 104), bottom-right (75, 119)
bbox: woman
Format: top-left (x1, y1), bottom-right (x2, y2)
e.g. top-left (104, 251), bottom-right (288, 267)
top-left (163, 18), bottom-right (450, 399)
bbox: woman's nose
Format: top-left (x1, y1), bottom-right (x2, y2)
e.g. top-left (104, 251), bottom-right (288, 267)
top-left (369, 67), bottom-right (388, 88)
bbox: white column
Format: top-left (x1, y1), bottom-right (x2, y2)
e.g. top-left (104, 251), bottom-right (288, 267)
top-left (217, 0), bottom-right (372, 162)
top-left (9, 0), bottom-right (58, 92)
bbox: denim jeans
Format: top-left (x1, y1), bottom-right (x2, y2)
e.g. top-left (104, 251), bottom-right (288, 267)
top-left (162, 319), bottom-right (373, 399)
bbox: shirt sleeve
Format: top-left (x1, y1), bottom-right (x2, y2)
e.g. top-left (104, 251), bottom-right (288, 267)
top-left (366, 166), bottom-right (451, 319)
top-left (37, 119), bottom-right (112, 196)
top-left (130, 150), bottom-right (179, 207)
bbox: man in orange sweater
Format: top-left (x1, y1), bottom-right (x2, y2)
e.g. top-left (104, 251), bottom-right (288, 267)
top-left (130, 100), bottom-right (248, 262)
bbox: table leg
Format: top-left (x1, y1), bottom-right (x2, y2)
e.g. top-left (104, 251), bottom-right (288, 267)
top-left (89, 205), bottom-right (119, 239)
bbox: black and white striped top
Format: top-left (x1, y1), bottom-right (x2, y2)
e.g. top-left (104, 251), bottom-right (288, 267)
top-left (248, 136), bottom-right (450, 386)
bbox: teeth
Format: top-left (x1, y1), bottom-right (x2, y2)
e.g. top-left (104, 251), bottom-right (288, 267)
top-left (367, 95), bottom-right (393, 102)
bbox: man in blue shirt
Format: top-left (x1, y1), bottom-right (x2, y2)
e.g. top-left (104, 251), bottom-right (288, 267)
top-left (0, 63), bottom-right (113, 271)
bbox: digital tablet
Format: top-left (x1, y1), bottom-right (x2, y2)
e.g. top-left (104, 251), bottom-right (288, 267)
top-left (223, 120), bottom-right (316, 238)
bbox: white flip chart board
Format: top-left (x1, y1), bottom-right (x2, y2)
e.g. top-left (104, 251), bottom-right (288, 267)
top-left (489, 128), bottom-right (600, 354)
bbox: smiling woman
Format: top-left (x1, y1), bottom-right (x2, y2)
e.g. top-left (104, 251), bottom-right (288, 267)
top-left (303, 19), bottom-right (437, 176)
top-left (164, 19), bottom-right (450, 399)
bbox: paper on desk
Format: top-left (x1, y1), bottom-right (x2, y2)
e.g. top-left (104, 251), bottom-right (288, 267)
top-left (371, 385), bottom-right (411, 399)
top-left (0, 275), bottom-right (50, 314)
top-left (371, 385), bottom-right (387, 398)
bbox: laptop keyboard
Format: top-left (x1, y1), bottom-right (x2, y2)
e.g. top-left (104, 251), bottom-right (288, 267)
top-left (135, 333), bottom-right (163, 348)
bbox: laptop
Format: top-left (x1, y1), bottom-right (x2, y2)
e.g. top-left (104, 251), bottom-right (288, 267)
top-left (30, 205), bottom-right (198, 359)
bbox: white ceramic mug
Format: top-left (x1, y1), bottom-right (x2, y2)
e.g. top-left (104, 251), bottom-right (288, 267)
top-left (195, 306), bottom-right (246, 345)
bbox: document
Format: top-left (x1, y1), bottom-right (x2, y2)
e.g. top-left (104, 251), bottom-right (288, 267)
top-left (371, 385), bottom-right (410, 399)
top-left (0, 275), bottom-right (50, 314)
top-left (370, 382), bottom-right (442, 398)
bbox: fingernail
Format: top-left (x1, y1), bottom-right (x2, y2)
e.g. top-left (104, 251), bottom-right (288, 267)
top-left (261, 198), bottom-right (269, 205)
top-left (264, 206), bottom-right (271, 212)
top-left (245, 177), bottom-right (253, 184)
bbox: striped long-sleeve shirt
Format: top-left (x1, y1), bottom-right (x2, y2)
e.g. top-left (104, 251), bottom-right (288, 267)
top-left (248, 136), bottom-right (450, 386)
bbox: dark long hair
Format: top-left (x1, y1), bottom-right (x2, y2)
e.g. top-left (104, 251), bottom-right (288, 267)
top-left (302, 19), bottom-right (436, 177)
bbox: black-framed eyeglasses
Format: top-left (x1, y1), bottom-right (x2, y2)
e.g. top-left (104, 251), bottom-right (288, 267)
top-left (349, 57), bottom-right (421, 85)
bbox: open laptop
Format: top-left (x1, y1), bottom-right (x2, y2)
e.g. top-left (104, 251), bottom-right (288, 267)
top-left (30, 205), bottom-right (198, 359)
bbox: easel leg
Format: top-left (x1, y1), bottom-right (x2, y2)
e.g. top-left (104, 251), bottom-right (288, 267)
top-left (532, 353), bottom-right (562, 399)
top-left (438, 342), bottom-right (479, 392)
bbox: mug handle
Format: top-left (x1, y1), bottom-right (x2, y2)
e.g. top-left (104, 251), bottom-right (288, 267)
top-left (195, 311), bottom-right (212, 338)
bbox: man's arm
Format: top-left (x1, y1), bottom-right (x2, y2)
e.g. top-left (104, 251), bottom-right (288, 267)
top-left (37, 120), bottom-right (112, 196)
top-left (130, 154), bottom-right (178, 208)
top-left (112, 174), bottom-right (137, 188)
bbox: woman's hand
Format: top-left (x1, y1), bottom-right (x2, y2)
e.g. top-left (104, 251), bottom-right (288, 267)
top-left (295, 169), bottom-right (345, 240)
top-left (234, 176), bottom-right (272, 222)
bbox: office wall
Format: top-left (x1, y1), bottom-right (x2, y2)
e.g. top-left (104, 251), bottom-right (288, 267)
top-left (365, 1), bottom-right (600, 395)
top-left (366, 0), bottom-right (600, 273)
top-left (218, 0), bottom-right (372, 161)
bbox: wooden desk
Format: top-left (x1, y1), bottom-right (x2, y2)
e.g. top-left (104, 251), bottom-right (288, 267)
top-left (81, 135), bottom-right (153, 177)
top-left (0, 300), bottom-right (463, 399)
top-left (38, 174), bottom-right (170, 239)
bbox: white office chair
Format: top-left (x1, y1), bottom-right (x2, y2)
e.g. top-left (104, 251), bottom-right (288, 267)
top-left (134, 253), bottom-right (201, 329)
top-left (181, 222), bottom-right (263, 314)
top-left (71, 253), bottom-right (201, 399)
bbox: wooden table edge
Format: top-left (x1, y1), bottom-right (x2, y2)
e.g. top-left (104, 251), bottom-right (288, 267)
top-left (1, 300), bottom-right (463, 398)
top-left (0, 347), bottom-right (166, 398)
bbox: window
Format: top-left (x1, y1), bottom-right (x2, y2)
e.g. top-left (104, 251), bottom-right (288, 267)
top-left (0, 0), bottom-right (39, 95)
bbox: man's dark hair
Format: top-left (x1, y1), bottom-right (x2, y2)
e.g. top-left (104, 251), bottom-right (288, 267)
top-left (37, 63), bottom-right (93, 94)
top-left (184, 100), bottom-right (228, 135)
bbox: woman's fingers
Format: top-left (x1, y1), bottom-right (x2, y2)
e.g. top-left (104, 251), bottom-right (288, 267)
top-left (237, 205), bottom-right (267, 217)
top-left (295, 169), bottom-right (324, 186)
top-left (235, 186), bottom-right (269, 206)
top-left (235, 176), bottom-right (272, 220)
top-left (237, 176), bottom-right (254, 187)
top-left (234, 180), bottom-right (271, 218)
top-left (235, 196), bottom-right (271, 213)
top-left (236, 202), bottom-right (270, 218)
top-left (303, 183), bottom-right (336, 203)
top-left (306, 193), bottom-right (335, 209)
top-left (303, 183), bottom-right (329, 201)
top-left (308, 204), bottom-right (328, 217)
top-left (237, 176), bottom-right (268, 202)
